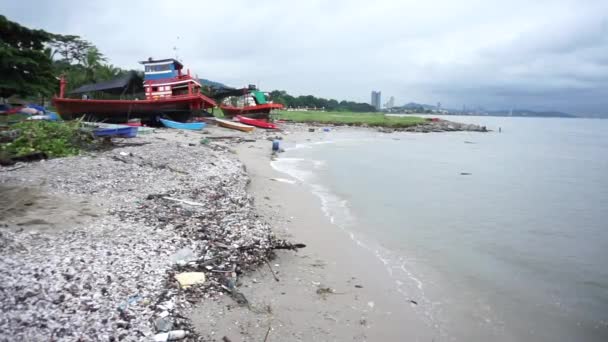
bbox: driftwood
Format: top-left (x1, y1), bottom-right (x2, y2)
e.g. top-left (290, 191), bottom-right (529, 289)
top-left (272, 241), bottom-right (306, 251)
top-left (162, 197), bottom-right (205, 207)
top-left (263, 326), bottom-right (271, 342)
top-left (265, 260), bottom-right (280, 282)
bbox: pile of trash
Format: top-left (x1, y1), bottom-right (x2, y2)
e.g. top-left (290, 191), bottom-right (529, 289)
top-left (0, 103), bottom-right (61, 121)
top-left (0, 131), bottom-right (300, 341)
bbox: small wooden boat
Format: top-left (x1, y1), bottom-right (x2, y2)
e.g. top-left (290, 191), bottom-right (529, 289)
top-left (93, 126), bottom-right (138, 138)
top-left (236, 115), bottom-right (277, 129)
top-left (215, 118), bottom-right (255, 132)
top-left (160, 118), bottom-right (206, 130)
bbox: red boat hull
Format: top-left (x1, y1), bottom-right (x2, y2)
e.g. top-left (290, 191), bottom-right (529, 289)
top-left (235, 115), bottom-right (277, 129)
top-left (53, 94), bottom-right (216, 122)
top-left (220, 103), bottom-right (283, 119)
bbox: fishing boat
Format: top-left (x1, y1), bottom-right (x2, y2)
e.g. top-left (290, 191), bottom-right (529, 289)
top-left (215, 118), bottom-right (255, 132)
top-left (160, 118), bottom-right (206, 130)
top-left (80, 122), bottom-right (138, 138)
top-left (235, 115), bottom-right (277, 129)
top-left (217, 86), bottom-right (283, 119)
top-left (93, 126), bottom-right (138, 138)
top-left (53, 58), bottom-right (216, 123)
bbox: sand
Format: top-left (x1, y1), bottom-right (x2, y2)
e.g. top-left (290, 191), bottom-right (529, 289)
top-left (0, 184), bottom-right (102, 232)
top-left (189, 128), bottom-right (438, 341)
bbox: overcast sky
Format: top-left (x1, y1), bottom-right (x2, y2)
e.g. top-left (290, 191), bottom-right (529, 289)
top-left (4, 0), bottom-right (608, 115)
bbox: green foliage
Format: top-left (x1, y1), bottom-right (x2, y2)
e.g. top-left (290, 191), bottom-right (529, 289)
top-left (277, 111), bottom-right (426, 128)
top-left (48, 34), bottom-right (93, 65)
top-left (269, 90), bottom-right (376, 112)
top-left (1, 121), bottom-right (93, 157)
top-left (0, 15), bottom-right (56, 98)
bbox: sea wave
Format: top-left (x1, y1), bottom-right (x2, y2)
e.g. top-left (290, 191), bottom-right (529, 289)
top-left (270, 153), bottom-right (440, 330)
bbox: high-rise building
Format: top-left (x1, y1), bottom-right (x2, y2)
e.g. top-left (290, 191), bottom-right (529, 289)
top-left (371, 91), bottom-right (382, 110)
top-left (388, 96), bottom-right (395, 109)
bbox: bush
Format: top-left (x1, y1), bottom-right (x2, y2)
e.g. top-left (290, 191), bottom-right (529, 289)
top-left (1, 120), bottom-right (93, 158)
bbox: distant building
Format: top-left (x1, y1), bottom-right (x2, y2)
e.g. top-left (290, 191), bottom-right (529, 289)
top-left (371, 91), bottom-right (381, 110)
top-left (387, 96), bottom-right (395, 109)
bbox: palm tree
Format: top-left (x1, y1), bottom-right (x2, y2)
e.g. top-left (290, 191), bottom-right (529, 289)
top-left (82, 47), bottom-right (107, 83)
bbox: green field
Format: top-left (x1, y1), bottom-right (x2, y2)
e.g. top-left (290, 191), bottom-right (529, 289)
top-left (275, 111), bottom-right (426, 128)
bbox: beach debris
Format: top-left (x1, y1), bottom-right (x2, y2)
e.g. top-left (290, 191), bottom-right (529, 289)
top-left (170, 247), bottom-right (196, 266)
top-left (409, 299), bottom-right (418, 306)
top-left (162, 197), bottom-right (205, 207)
top-left (265, 259), bottom-right (280, 282)
top-left (263, 325), bottom-right (272, 342)
top-left (222, 337), bottom-right (233, 342)
top-left (174, 272), bottom-right (206, 289)
top-left (464, 141), bottom-right (476, 144)
top-left (323, 128), bottom-right (331, 132)
top-left (117, 294), bottom-right (142, 311)
top-left (154, 316), bottom-right (174, 332)
top-left (228, 290), bottom-right (249, 307)
top-left (355, 285), bottom-right (363, 288)
top-left (272, 140), bottom-right (280, 152)
top-left (153, 330), bottom-right (188, 341)
top-left (316, 285), bottom-right (343, 299)
top-left (460, 172), bottom-right (472, 176)
top-left (368, 301), bottom-right (375, 308)
top-left (308, 128), bottom-right (315, 132)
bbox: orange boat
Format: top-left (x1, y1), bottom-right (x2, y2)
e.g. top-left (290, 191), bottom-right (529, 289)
top-left (236, 115), bottom-right (277, 129)
top-left (53, 58), bottom-right (216, 122)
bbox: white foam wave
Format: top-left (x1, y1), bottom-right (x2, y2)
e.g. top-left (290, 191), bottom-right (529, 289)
top-left (270, 178), bottom-right (296, 184)
top-left (289, 140), bottom-right (336, 151)
top-left (269, 152), bottom-right (439, 329)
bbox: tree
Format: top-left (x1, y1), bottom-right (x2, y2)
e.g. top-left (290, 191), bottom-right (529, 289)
top-left (48, 34), bottom-right (93, 65)
top-left (0, 15), bottom-right (56, 98)
top-left (82, 46), bottom-right (107, 83)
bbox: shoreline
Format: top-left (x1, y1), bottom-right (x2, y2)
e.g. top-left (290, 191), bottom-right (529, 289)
top-left (187, 129), bottom-right (438, 341)
top-left (0, 121), bottom-right (486, 341)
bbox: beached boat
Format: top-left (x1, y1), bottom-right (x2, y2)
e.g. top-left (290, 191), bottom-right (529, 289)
top-left (215, 118), bottom-right (255, 132)
top-left (217, 87), bottom-right (283, 119)
top-left (235, 115), bottom-right (277, 129)
top-left (160, 118), bottom-right (206, 130)
top-left (53, 59), bottom-right (216, 123)
top-left (220, 103), bottom-right (284, 119)
top-left (92, 126), bottom-right (138, 138)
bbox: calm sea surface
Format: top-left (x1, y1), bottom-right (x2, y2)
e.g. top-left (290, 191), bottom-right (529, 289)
top-left (272, 116), bottom-right (608, 341)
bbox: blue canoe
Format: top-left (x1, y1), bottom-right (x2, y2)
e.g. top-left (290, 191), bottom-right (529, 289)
top-left (93, 126), bottom-right (138, 138)
top-left (160, 118), bottom-right (206, 130)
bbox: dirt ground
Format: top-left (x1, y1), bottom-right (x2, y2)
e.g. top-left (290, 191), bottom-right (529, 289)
top-left (0, 184), bottom-right (102, 232)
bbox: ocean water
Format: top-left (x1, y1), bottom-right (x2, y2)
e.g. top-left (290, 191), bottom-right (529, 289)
top-left (272, 116), bottom-right (608, 341)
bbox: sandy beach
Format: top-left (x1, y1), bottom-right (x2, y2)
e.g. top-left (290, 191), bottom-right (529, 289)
top-left (189, 127), bottom-right (438, 341)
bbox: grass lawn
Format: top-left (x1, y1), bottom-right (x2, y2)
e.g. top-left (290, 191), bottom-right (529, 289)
top-left (275, 111), bottom-right (426, 128)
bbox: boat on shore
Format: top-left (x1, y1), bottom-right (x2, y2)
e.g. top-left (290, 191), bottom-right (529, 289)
top-left (216, 86), bottom-right (283, 119)
top-left (236, 115), bottom-right (277, 129)
top-left (214, 118), bottom-right (255, 132)
top-left (53, 58), bottom-right (216, 123)
top-left (160, 118), bottom-right (206, 130)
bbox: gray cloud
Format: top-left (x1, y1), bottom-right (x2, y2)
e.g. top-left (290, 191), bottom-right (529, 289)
top-left (3, 0), bottom-right (608, 115)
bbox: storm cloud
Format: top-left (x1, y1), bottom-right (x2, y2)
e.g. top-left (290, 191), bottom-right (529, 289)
top-left (3, 0), bottom-right (608, 115)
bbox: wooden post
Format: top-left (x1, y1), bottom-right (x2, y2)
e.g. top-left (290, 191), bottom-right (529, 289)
top-left (59, 75), bottom-right (66, 98)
